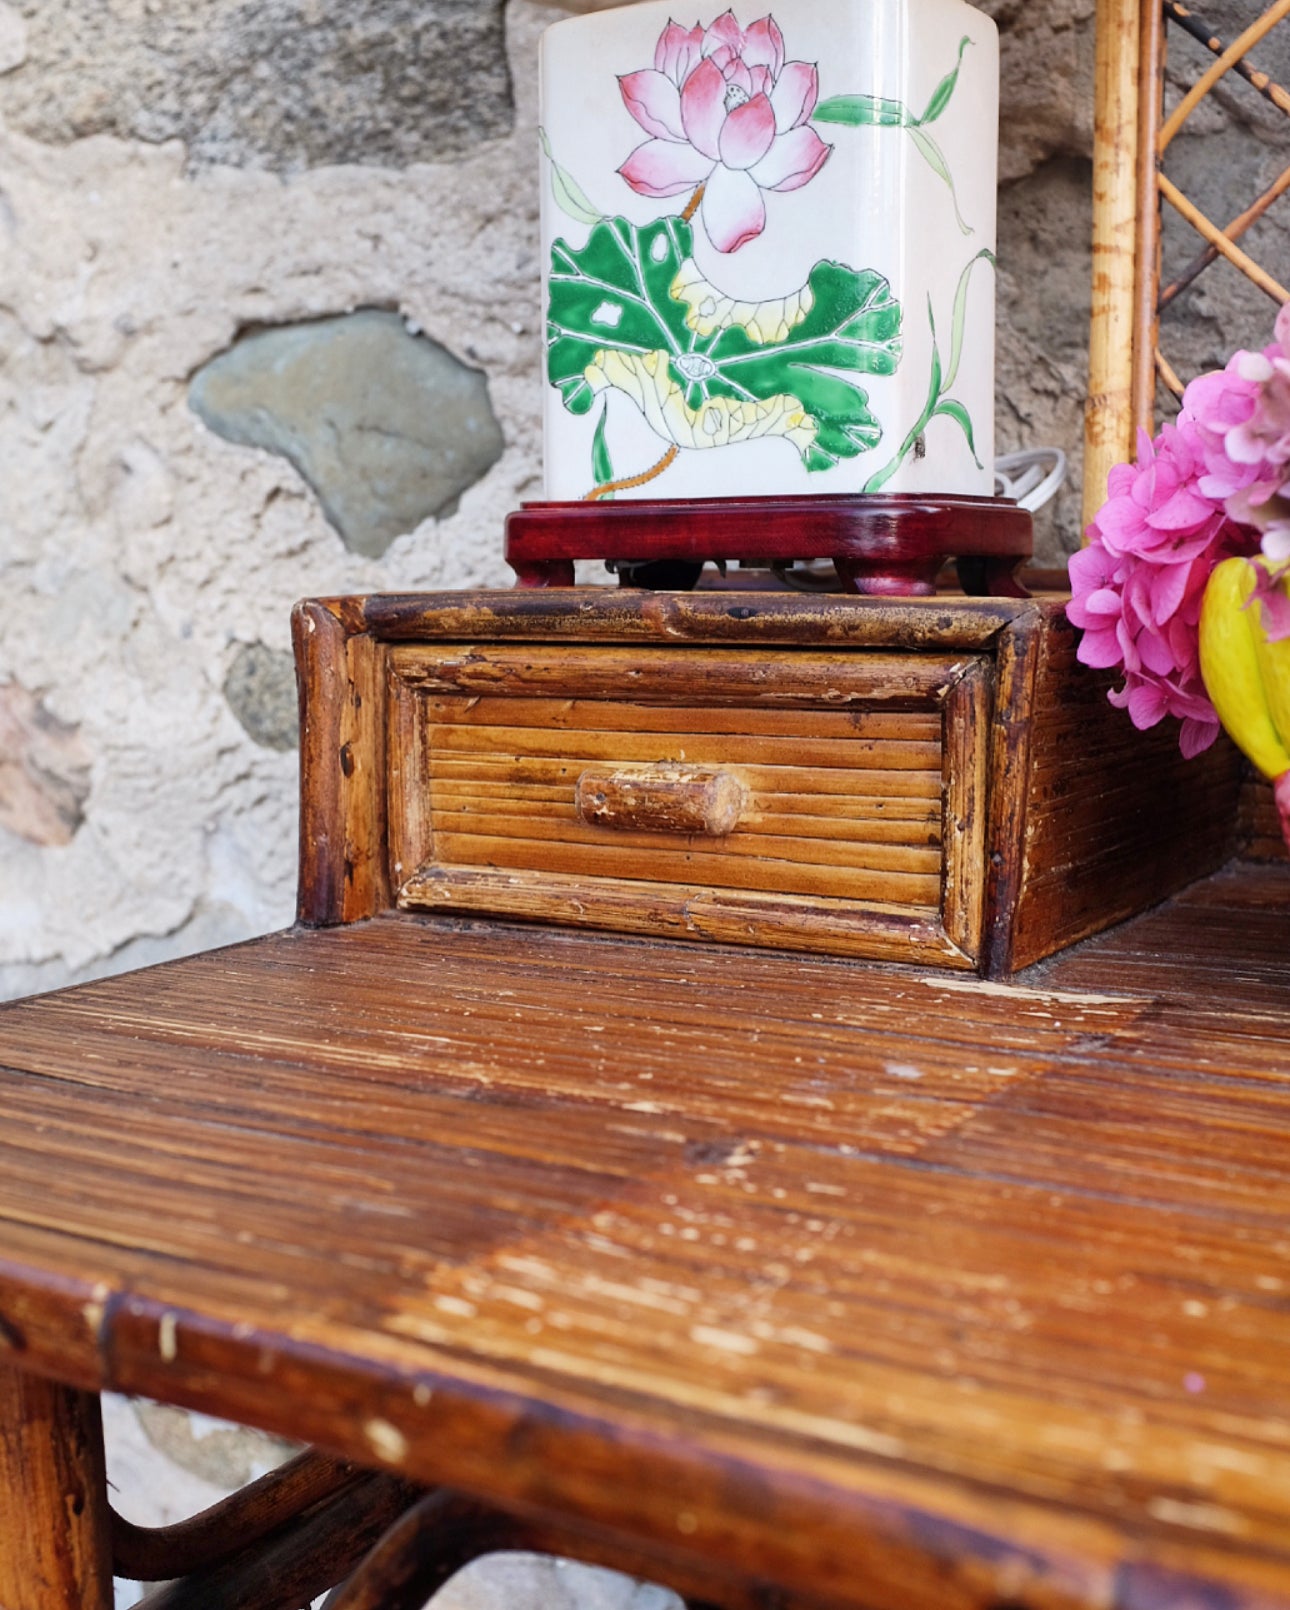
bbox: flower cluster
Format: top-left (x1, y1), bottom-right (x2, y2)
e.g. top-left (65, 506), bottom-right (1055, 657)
top-left (1188, 303), bottom-right (1290, 637)
top-left (617, 11), bottom-right (831, 254)
top-left (1069, 420), bottom-right (1254, 757)
top-left (1069, 310), bottom-right (1290, 756)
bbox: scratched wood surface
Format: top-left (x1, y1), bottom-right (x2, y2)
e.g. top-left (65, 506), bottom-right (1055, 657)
top-left (1003, 610), bottom-right (1247, 971)
top-left (2, 863), bottom-right (1290, 1608)
top-left (322, 598), bottom-right (1024, 940)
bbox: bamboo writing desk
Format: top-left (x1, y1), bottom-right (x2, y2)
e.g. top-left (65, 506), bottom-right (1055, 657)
top-left (3, 591), bottom-right (1290, 1610)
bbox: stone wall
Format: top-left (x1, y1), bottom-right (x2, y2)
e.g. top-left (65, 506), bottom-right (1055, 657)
top-left (0, 0), bottom-right (552, 999)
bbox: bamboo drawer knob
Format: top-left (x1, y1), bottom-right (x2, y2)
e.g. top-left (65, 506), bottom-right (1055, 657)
top-left (575, 765), bottom-right (747, 837)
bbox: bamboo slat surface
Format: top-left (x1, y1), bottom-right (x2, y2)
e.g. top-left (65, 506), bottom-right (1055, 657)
top-left (421, 696), bottom-right (944, 905)
top-left (386, 633), bottom-right (990, 968)
top-left (2, 865), bottom-right (1290, 1606)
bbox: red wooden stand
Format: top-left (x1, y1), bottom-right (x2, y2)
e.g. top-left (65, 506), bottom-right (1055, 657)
top-left (505, 492), bottom-right (1033, 596)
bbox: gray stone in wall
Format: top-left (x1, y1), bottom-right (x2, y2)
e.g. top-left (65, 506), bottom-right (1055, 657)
top-left (0, 0), bottom-right (511, 170)
top-left (190, 311), bottom-right (506, 559)
top-left (223, 644), bottom-right (299, 752)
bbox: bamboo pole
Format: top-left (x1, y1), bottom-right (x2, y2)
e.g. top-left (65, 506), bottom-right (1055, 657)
top-left (0, 1367), bottom-right (113, 1610)
top-left (1160, 157), bottom-right (1290, 308)
top-left (1131, 0), bottom-right (1165, 444)
top-left (1085, 0), bottom-right (1143, 534)
top-left (1155, 347), bottom-right (1186, 399)
top-left (1158, 174), bottom-right (1290, 301)
top-left (1164, 1), bottom-right (1290, 119)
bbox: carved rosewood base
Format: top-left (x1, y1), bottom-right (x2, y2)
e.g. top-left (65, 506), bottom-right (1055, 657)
top-left (504, 492), bottom-right (1034, 597)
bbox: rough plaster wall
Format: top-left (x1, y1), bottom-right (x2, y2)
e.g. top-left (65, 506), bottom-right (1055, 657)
top-left (0, 0), bottom-right (514, 167)
top-left (0, 1), bottom-right (551, 999)
top-left (979, 0), bottom-right (1096, 560)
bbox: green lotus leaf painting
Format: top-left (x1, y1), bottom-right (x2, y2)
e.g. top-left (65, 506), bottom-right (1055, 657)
top-left (548, 215), bottom-right (902, 478)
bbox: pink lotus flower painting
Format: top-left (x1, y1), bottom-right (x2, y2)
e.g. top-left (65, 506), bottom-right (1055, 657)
top-left (617, 11), bottom-right (831, 253)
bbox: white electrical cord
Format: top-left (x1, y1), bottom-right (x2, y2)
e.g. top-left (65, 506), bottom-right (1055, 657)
top-left (994, 446), bottom-right (1067, 513)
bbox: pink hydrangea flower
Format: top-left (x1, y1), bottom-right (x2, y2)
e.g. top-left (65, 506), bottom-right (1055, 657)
top-left (1068, 421), bottom-right (1258, 758)
top-left (617, 11), bottom-right (831, 253)
top-left (1188, 303), bottom-right (1290, 597)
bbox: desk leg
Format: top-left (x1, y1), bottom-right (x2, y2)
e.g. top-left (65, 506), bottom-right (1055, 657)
top-left (0, 1364), bottom-right (113, 1610)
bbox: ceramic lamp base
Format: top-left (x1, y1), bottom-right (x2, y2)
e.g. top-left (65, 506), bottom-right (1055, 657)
top-left (505, 493), bottom-right (1033, 597)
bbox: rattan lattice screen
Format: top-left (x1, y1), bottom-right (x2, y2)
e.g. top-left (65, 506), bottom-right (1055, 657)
top-left (1084, 0), bottom-right (1290, 530)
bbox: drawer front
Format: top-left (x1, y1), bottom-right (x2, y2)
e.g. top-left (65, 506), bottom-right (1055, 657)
top-left (390, 645), bottom-right (990, 967)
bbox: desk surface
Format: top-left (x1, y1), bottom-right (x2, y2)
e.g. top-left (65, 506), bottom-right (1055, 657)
top-left (2, 864), bottom-right (1290, 1609)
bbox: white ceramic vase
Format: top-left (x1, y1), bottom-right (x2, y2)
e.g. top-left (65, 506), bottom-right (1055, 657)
top-left (539, 0), bottom-right (999, 505)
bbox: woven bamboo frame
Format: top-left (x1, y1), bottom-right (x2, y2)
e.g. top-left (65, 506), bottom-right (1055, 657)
top-left (1084, 0), bottom-right (1290, 533)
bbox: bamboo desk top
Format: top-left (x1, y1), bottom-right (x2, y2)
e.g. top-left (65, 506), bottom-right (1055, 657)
top-left (2, 863), bottom-right (1290, 1609)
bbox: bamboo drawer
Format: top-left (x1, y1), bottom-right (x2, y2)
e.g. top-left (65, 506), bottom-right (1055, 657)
top-left (389, 645), bottom-right (989, 970)
top-left (297, 591), bottom-right (1247, 974)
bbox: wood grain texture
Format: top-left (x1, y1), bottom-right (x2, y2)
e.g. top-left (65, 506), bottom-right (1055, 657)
top-left (294, 599), bottom-right (349, 924)
top-left (0, 1366), bottom-right (112, 1610)
top-left (1086, 0), bottom-right (1142, 528)
top-left (112, 1447), bottom-right (362, 1581)
top-left (504, 492), bottom-right (1032, 596)
top-left (980, 603), bottom-right (1044, 975)
top-left (1238, 770), bottom-right (1288, 862)
top-left (133, 1471), bottom-right (420, 1610)
top-left (941, 660), bottom-right (990, 958)
top-left (359, 591), bottom-right (1024, 651)
top-left (386, 661), bottom-right (435, 897)
top-left (392, 639), bottom-right (974, 962)
top-left (3, 870), bottom-right (1290, 1607)
top-left (294, 601), bottom-right (391, 926)
top-left (1132, 0), bottom-right (1165, 438)
top-left (574, 764), bottom-right (749, 838)
top-left (326, 1488), bottom-right (813, 1610)
top-left (389, 642), bottom-right (970, 706)
top-left (301, 592), bottom-right (1245, 974)
top-left (399, 865), bottom-right (969, 967)
top-left (1006, 609), bottom-right (1245, 971)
